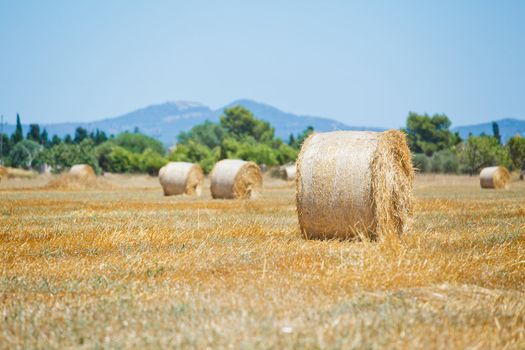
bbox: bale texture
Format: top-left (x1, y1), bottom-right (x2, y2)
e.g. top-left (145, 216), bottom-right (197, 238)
top-left (479, 166), bottom-right (510, 189)
top-left (159, 162), bottom-right (204, 196)
top-left (296, 130), bottom-right (414, 240)
top-left (210, 159), bottom-right (262, 199)
top-left (284, 165), bottom-right (296, 181)
top-left (69, 164), bottom-right (96, 179)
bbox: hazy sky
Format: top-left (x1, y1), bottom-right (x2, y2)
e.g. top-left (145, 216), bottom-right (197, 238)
top-left (1, 0), bottom-right (524, 128)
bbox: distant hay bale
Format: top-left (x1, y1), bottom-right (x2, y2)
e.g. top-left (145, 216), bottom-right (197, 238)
top-left (44, 173), bottom-right (113, 190)
top-left (69, 164), bottom-right (96, 179)
top-left (159, 162), bottom-right (204, 196)
top-left (479, 166), bottom-right (510, 189)
top-left (296, 130), bottom-right (414, 240)
top-left (45, 164), bottom-right (110, 190)
top-left (5, 167), bottom-right (37, 179)
top-left (284, 165), bottom-right (296, 181)
top-left (0, 166), bottom-right (7, 181)
top-left (210, 159), bottom-right (262, 199)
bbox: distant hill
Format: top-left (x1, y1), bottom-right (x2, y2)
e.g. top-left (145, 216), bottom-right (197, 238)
top-left (5, 101), bottom-right (523, 145)
top-left (2, 99), bottom-right (383, 145)
top-left (213, 99), bottom-right (382, 140)
top-left (452, 118), bottom-right (525, 143)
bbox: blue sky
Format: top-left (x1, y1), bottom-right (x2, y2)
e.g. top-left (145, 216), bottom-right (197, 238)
top-left (0, 0), bottom-right (524, 128)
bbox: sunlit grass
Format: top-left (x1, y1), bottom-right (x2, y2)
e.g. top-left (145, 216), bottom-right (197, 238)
top-left (1, 174), bottom-right (524, 349)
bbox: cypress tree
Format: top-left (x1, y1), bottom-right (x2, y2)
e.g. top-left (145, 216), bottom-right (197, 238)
top-left (12, 113), bottom-right (23, 144)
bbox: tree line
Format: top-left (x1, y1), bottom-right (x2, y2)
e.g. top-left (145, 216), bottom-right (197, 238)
top-left (1, 108), bottom-right (524, 176)
top-left (404, 112), bottom-right (525, 175)
top-left (0, 107), bottom-right (311, 174)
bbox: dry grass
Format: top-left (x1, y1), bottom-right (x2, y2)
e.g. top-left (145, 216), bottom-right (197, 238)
top-left (0, 173), bottom-right (524, 349)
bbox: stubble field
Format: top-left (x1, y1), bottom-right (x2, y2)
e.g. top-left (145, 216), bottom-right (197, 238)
top-left (1, 174), bottom-right (524, 349)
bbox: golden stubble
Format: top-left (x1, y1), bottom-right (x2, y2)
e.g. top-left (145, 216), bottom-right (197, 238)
top-left (0, 173), bottom-right (524, 349)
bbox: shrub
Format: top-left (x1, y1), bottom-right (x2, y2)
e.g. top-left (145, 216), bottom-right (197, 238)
top-left (431, 150), bottom-right (459, 174)
top-left (412, 153), bottom-right (431, 173)
top-left (137, 148), bottom-right (166, 175)
top-left (508, 136), bottom-right (525, 172)
top-left (43, 139), bottom-right (100, 174)
top-left (458, 135), bottom-right (509, 175)
top-left (114, 132), bottom-right (164, 155)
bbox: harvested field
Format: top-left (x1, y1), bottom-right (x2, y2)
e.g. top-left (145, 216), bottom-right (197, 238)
top-left (0, 174), bottom-right (524, 349)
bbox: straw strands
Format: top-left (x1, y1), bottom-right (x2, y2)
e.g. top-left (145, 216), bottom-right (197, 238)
top-left (210, 159), bottom-right (262, 199)
top-left (479, 166), bottom-right (510, 189)
top-left (296, 130), bottom-right (414, 240)
top-left (159, 162), bottom-right (204, 196)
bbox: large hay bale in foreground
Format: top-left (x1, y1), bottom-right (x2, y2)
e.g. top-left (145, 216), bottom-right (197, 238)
top-left (159, 162), bottom-right (204, 196)
top-left (69, 164), bottom-right (96, 179)
top-left (296, 130), bottom-right (414, 240)
top-left (284, 165), bottom-right (296, 181)
top-left (0, 166), bottom-right (7, 181)
top-left (210, 159), bottom-right (262, 199)
top-left (480, 166), bottom-right (510, 189)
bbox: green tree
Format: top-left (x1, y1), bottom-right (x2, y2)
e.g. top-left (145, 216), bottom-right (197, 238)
top-left (41, 129), bottom-right (50, 147)
top-left (108, 146), bottom-right (133, 173)
top-left (9, 143), bottom-right (31, 168)
top-left (8, 140), bottom-right (42, 169)
top-left (458, 135), bottom-right (509, 175)
top-left (114, 132), bottom-right (164, 155)
top-left (137, 148), bottom-right (166, 175)
top-left (74, 127), bottom-right (89, 144)
top-left (276, 143), bottom-right (298, 164)
top-left (172, 107), bottom-right (302, 167)
top-left (288, 134), bottom-right (296, 147)
top-left (492, 121), bottom-right (501, 144)
top-left (11, 113), bottom-right (24, 144)
top-left (403, 112), bottom-right (461, 155)
top-left (64, 134), bottom-right (73, 144)
top-left (178, 120), bottom-right (226, 149)
top-left (412, 153), bottom-right (431, 173)
top-left (169, 140), bottom-right (220, 173)
top-left (507, 136), bottom-right (525, 172)
top-left (27, 124), bottom-right (41, 143)
top-left (430, 150), bottom-right (459, 174)
top-left (295, 126), bottom-right (314, 149)
top-left (220, 106), bottom-right (274, 143)
top-left (51, 135), bottom-right (62, 146)
top-left (0, 134), bottom-right (12, 159)
top-left (90, 129), bottom-right (108, 145)
top-left (235, 142), bottom-right (279, 166)
top-left (42, 139), bottom-right (99, 173)
top-left (94, 142), bottom-right (116, 172)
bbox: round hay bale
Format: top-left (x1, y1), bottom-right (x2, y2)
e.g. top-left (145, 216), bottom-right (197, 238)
top-left (479, 166), bottom-right (510, 189)
top-left (159, 162), bottom-right (204, 196)
top-left (210, 159), bottom-right (262, 199)
top-left (284, 165), bottom-right (296, 181)
top-left (69, 164), bottom-right (96, 179)
top-left (296, 130), bottom-right (414, 240)
top-left (0, 166), bottom-right (7, 181)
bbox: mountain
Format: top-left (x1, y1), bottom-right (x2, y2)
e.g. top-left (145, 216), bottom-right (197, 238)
top-left (453, 118), bottom-right (525, 143)
top-left (2, 99), bottom-right (383, 145)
